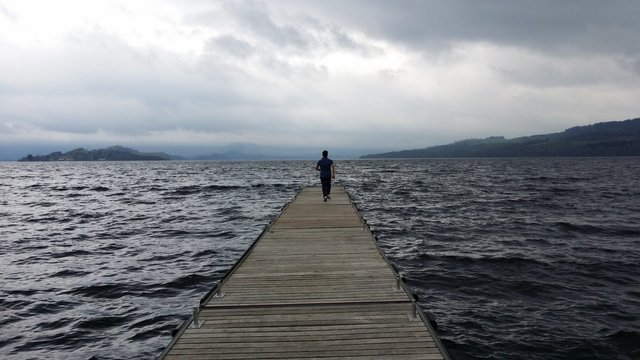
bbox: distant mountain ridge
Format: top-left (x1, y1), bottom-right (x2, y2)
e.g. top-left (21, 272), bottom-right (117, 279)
top-left (14, 144), bottom-right (373, 161)
top-left (18, 145), bottom-right (178, 162)
top-left (362, 118), bottom-right (640, 158)
top-left (191, 143), bottom-right (370, 160)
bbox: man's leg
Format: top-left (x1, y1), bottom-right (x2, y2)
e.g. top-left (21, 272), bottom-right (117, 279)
top-left (321, 177), bottom-right (330, 198)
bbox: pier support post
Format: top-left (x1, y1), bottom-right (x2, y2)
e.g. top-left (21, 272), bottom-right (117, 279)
top-left (408, 293), bottom-right (420, 322)
top-left (214, 280), bottom-right (225, 298)
top-left (191, 305), bottom-right (204, 328)
top-left (393, 275), bottom-right (403, 292)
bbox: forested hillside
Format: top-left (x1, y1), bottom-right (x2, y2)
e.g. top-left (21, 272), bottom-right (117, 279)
top-left (362, 118), bottom-right (640, 158)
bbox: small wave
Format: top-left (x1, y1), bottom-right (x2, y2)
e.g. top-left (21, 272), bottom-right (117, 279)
top-left (526, 237), bottom-right (552, 245)
top-left (25, 215), bottom-right (60, 224)
top-left (0, 298), bottom-right (32, 311)
top-left (141, 251), bottom-right (189, 262)
top-left (91, 186), bottom-right (110, 192)
top-left (205, 184), bottom-right (243, 191)
top-left (76, 315), bottom-right (129, 330)
top-left (28, 300), bottom-right (76, 314)
top-left (555, 221), bottom-right (596, 234)
top-left (65, 193), bottom-right (88, 198)
top-left (37, 318), bottom-right (75, 331)
top-left (106, 191), bottom-right (127, 197)
top-left (25, 200), bottom-right (57, 207)
top-left (157, 229), bottom-right (192, 237)
top-left (207, 230), bottom-right (236, 239)
top-left (555, 221), bottom-right (640, 237)
top-left (145, 287), bottom-right (180, 298)
top-left (6, 288), bottom-right (42, 296)
top-left (0, 310), bottom-right (24, 331)
top-left (62, 283), bottom-right (142, 299)
top-left (159, 215), bottom-right (189, 223)
top-left (392, 189), bottom-right (410, 196)
top-left (121, 198), bottom-right (157, 205)
top-left (51, 186), bottom-right (70, 192)
top-left (78, 211), bottom-right (111, 219)
top-left (162, 273), bottom-right (209, 290)
top-left (50, 269), bottom-right (92, 278)
top-left (166, 184), bottom-right (247, 196)
top-left (125, 265), bottom-right (143, 272)
top-left (129, 323), bottom-right (178, 341)
top-left (169, 185), bottom-right (201, 195)
top-left (25, 183), bottom-right (45, 189)
top-left (550, 187), bottom-right (578, 194)
top-left (51, 249), bottom-right (93, 259)
top-left (193, 249), bottom-right (219, 258)
top-left (127, 314), bottom-right (176, 330)
top-left (416, 252), bottom-right (549, 269)
top-left (14, 329), bottom-right (95, 351)
top-left (98, 243), bottom-right (127, 252)
top-left (526, 175), bottom-right (550, 181)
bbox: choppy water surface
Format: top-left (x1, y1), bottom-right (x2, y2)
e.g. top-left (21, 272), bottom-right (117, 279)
top-left (1, 158), bottom-right (639, 359)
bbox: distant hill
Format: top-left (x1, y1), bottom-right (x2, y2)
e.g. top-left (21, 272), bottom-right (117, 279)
top-left (191, 143), bottom-right (370, 160)
top-left (18, 145), bottom-right (179, 162)
top-left (362, 118), bottom-right (640, 158)
top-left (193, 143), bottom-right (290, 160)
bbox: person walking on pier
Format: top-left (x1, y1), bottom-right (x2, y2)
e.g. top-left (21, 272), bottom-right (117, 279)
top-left (316, 150), bottom-right (336, 202)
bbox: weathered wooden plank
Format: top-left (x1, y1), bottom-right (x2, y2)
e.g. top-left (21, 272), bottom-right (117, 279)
top-left (166, 347), bottom-right (443, 358)
top-left (183, 323), bottom-right (428, 335)
top-left (168, 348), bottom-right (442, 355)
top-left (164, 355), bottom-right (441, 360)
top-left (196, 301), bottom-right (412, 312)
top-left (172, 336), bottom-right (438, 348)
top-left (179, 329), bottom-right (430, 340)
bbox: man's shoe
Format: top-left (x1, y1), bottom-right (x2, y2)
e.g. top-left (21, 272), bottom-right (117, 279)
top-left (323, 196), bottom-right (327, 202)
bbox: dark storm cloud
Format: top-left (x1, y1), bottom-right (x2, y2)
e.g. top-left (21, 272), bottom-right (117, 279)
top-left (185, 1), bottom-right (380, 56)
top-left (305, 0), bottom-right (640, 55)
top-left (188, 1), bottom-right (314, 50)
top-left (225, 1), bottom-right (311, 49)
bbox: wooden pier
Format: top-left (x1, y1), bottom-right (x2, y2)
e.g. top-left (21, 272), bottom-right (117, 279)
top-left (158, 186), bottom-right (449, 359)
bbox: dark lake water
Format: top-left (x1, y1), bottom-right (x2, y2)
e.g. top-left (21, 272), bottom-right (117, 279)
top-left (1, 158), bottom-right (639, 359)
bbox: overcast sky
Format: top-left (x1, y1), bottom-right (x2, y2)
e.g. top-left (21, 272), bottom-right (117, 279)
top-left (1, 0), bottom-right (639, 158)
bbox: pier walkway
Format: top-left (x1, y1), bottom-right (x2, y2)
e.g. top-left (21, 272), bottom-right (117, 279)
top-left (158, 186), bottom-right (449, 359)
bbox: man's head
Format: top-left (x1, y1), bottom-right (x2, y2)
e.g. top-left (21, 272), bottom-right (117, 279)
top-left (322, 150), bottom-right (328, 158)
